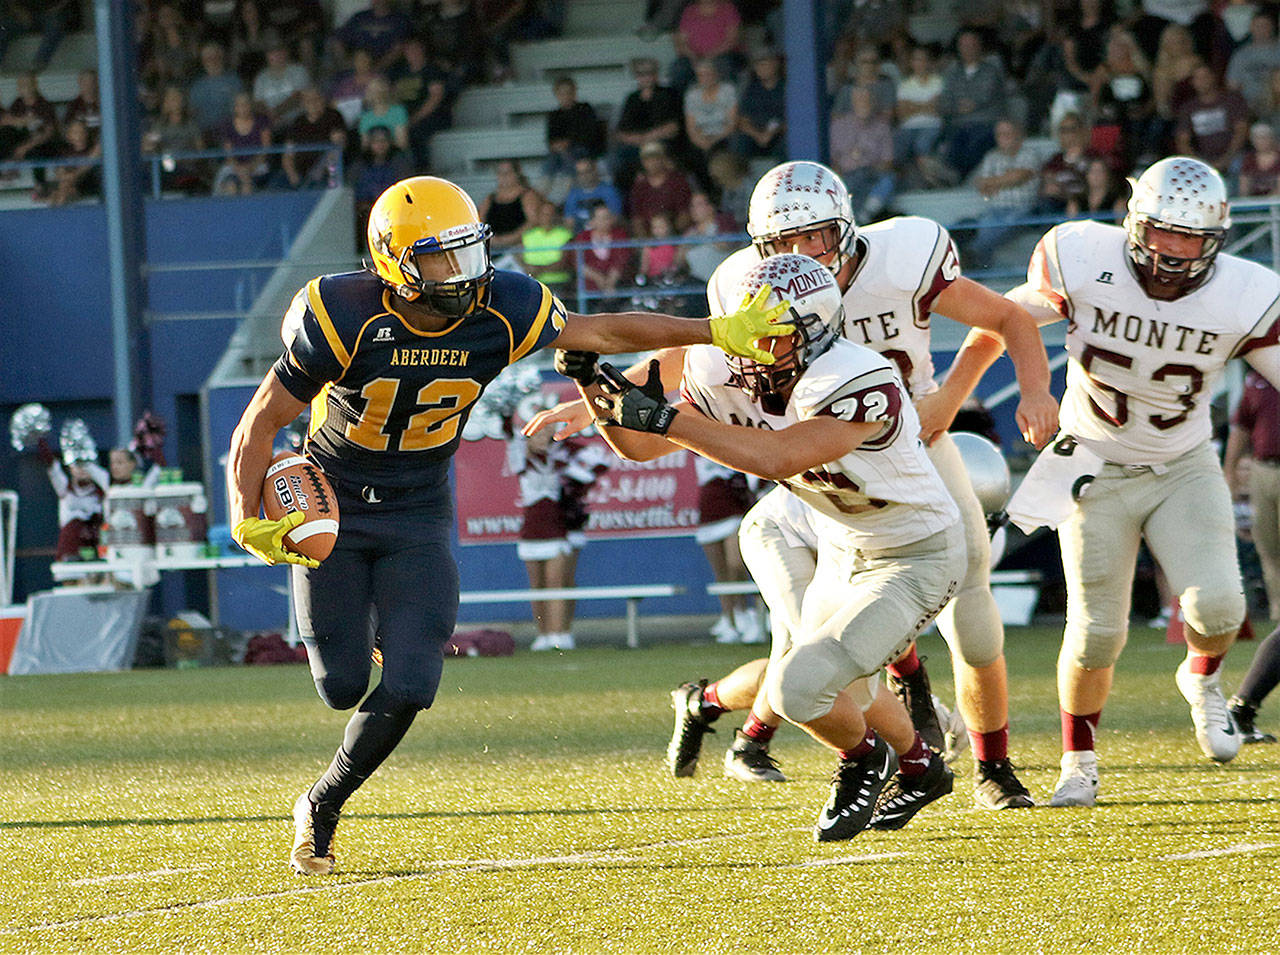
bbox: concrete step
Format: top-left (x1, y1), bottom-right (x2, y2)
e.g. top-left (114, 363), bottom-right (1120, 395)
top-left (430, 124), bottom-right (548, 174)
top-left (452, 75), bottom-right (636, 129)
top-left (511, 34), bottom-right (674, 83)
top-left (907, 11), bottom-right (960, 45)
top-left (564, 0), bottom-right (647, 36)
top-left (892, 188), bottom-right (987, 226)
top-left (0, 30), bottom-right (96, 76)
top-left (451, 172), bottom-right (498, 207)
top-left (0, 71), bottom-right (81, 106)
top-left (45, 31), bottom-right (97, 72)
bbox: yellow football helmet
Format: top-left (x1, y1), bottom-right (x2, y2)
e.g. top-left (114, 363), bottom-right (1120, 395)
top-left (366, 176), bottom-right (494, 318)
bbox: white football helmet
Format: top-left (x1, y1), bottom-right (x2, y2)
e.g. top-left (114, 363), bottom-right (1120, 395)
top-left (747, 161), bottom-right (858, 273)
top-left (726, 253), bottom-right (844, 413)
top-left (1124, 156), bottom-right (1230, 296)
top-left (951, 431), bottom-right (1011, 514)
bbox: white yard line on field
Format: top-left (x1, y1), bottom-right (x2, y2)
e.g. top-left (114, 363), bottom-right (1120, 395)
top-left (14, 826), bottom-right (816, 933)
top-left (787, 852), bottom-right (910, 867)
top-left (1160, 842), bottom-right (1280, 861)
top-left (69, 867), bottom-right (211, 886)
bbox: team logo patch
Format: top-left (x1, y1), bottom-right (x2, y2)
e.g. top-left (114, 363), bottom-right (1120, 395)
top-left (1096, 271), bottom-right (1114, 284)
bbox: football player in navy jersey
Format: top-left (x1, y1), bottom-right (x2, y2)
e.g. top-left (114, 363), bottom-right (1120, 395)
top-left (225, 175), bottom-right (789, 875)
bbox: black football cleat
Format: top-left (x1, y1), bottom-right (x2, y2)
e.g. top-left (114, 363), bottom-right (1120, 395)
top-left (667, 680), bottom-right (718, 777)
top-left (1228, 696), bottom-right (1278, 744)
top-left (886, 658), bottom-right (945, 753)
top-left (870, 749), bottom-right (955, 830)
top-left (724, 730), bottom-right (786, 782)
top-left (974, 758), bottom-right (1035, 809)
top-left (814, 736), bottom-right (893, 842)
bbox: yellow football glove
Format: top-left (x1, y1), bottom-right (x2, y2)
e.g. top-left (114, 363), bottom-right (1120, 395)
top-left (232, 512), bottom-right (320, 568)
top-left (708, 285), bottom-right (794, 364)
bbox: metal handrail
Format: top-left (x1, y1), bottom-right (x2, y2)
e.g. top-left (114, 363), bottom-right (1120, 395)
top-left (0, 142), bottom-right (342, 199)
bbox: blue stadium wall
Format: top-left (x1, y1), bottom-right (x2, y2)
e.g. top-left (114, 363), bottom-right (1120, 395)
top-left (0, 191), bottom-right (322, 605)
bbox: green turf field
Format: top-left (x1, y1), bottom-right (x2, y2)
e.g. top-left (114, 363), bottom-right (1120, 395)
top-left (2, 623), bottom-right (1278, 953)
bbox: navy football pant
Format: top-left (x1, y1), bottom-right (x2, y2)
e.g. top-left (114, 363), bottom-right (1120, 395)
top-left (1238, 625), bottom-right (1280, 709)
top-left (291, 483), bottom-right (459, 811)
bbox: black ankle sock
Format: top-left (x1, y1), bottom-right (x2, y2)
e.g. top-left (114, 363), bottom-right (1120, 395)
top-left (310, 683), bottom-right (419, 812)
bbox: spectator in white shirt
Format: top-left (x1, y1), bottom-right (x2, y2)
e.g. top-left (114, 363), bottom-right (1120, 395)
top-left (1227, 11), bottom-right (1280, 114)
top-left (893, 45), bottom-right (945, 187)
top-left (252, 34), bottom-right (310, 129)
top-left (960, 118), bottom-right (1040, 269)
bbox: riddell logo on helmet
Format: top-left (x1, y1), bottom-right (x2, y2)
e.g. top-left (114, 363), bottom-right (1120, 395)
top-left (438, 224), bottom-right (473, 240)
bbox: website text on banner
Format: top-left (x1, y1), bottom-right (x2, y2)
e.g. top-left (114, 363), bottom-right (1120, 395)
top-left (453, 382), bottom-right (702, 546)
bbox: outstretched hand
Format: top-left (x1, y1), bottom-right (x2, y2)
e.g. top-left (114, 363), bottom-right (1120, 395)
top-left (522, 399), bottom-right (594, 440)
top-left (554, 349), bottom-right (600, 386)
top-left (709, 286), bottom-right (794, 364)
top-left (592, 360), bottom-right (678, 434)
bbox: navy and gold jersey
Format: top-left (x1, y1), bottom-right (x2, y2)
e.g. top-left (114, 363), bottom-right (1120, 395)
top-left (272, 269), bottom-right (567, 489)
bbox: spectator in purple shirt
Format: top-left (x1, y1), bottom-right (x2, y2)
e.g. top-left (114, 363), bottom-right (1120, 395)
top-left (1174, 63), bottom-right (1249, 175)
top-left (213, 92), bottom-right (272, 195)
top-left (829, 85), bottom-right (896, 223)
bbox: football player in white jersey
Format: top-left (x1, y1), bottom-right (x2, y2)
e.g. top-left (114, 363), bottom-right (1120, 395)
top-left (575, 254), bottom-right (966, 840)
top-left (1004, 156), bottom-right (1280, 806)
top-left (531, 162), bottom-right (1057, 807)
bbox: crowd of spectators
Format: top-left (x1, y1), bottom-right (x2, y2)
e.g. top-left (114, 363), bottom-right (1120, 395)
top-left (0, 0), bottom-right (562, 206)
top-left (10, 1), bottom-right (1280, 289)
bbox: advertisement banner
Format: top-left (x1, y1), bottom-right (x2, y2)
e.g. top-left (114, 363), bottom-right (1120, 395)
top-left (454, 381), bottom-right (703, 545)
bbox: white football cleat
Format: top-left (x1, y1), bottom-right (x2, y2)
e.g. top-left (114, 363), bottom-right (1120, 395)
top-left (734, 606), bottom-right (766, 645)
top-left (710, 615), bottom-right (740, 644)
top-left (1175, 658), bottom-right (1240, 763)
top-left (530, 634), bottom-right (554, 651)
top-left (548, 633), bottom-right (575, 651)
top-left (1048, 752), bottom-right (1099, 808)
top-left (932, 694), bottom-right (969, 764)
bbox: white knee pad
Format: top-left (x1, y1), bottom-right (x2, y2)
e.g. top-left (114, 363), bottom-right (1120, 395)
top-left (931, 434), bottom-right (1004, 668)
top-left (1181, 585), bottom-right (1246, 639)
top-left (766, 643), bottom-right (843, 726)
top-left (936, 581), bottom-right (1004, 668)
top-left (1063, 621), bottom-right (1128, 671)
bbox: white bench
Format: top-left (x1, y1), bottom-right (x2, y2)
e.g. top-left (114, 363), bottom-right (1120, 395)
top-left (460, 584), bottom-right (683, 648)
top-left (52, 559), bottom-right (683, 648)
top-left (708, 571), bottom-right (1041, 595)
top-left (708, 569), bottom-right (1044, 626)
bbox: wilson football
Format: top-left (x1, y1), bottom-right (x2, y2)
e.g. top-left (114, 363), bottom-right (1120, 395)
top-left (261, 452), bottom-right (339, 561)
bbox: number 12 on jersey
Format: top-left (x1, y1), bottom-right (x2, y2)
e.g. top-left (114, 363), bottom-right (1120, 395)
top-left (345, 377), bottom-right (483, 451)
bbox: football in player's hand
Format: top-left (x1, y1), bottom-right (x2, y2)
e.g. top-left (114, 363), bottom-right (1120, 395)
top-left (261, 452), bottom-right (339, 561)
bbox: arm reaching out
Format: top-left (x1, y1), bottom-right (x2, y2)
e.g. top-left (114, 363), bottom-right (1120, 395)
top-left (551, 287), bottom-right (793, 363)
top-left (935, 277), bottom-right (1059, 448)
top-left (590, 361), bottom-right (882, 479)
top-left (524, 347), bottom-right (690, 442)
